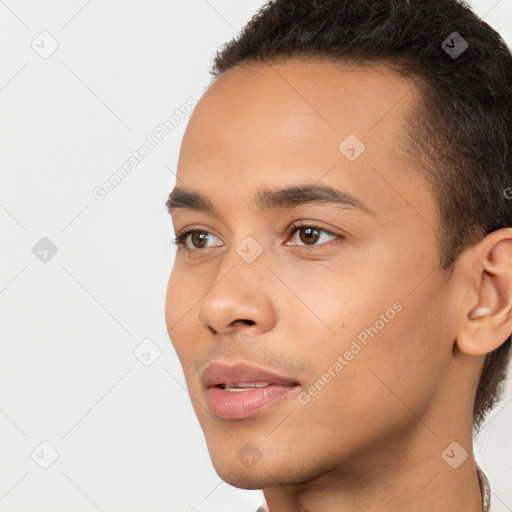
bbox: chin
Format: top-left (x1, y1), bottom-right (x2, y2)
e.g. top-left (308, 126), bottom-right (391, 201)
top-left (207, 446), bottom-right (323, 490)
top-left (216, 471), bottom-right (269, 490)
top-left (212, 463), bottom-right (289, 490)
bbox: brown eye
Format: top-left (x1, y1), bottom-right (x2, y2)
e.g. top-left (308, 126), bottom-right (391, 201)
top-left (297, 227), bottom-right (321, 245)
top-left (189, 231), bottom-right (209, 249)
top-left (287, 224), bottom-right (338, 248)
top-left (172, 230), bottom-right (222, 250)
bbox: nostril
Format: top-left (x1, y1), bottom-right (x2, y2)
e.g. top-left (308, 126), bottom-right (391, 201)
top-left (232, 319), bottom-right (255, 327)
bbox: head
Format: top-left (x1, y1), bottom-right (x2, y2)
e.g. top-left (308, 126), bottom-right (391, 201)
top-left (165, 0), bottom-right (512, 490)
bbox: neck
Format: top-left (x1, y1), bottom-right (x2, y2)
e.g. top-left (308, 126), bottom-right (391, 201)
top-left (261, 425), bottom-right (483, 512)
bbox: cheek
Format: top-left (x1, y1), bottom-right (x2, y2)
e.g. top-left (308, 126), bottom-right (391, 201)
top-left (288, 306), bottom-right (442, 457)
top-left (164, 272), bottom-right (178, 332)
top-left (288, 263), bottom-right (449, 421)
top-left (165, 268), bottom-right (199, 364)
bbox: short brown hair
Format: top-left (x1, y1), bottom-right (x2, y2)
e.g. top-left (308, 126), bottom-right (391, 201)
top-left (209, 0), bottom-right (512, 430)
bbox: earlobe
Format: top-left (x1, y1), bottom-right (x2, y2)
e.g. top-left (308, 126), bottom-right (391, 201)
top-left (457, 228), bottom-right (512, 356)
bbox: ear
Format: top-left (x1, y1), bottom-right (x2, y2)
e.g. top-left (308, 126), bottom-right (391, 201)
top-left (456, 228), bottom-right (512, 356)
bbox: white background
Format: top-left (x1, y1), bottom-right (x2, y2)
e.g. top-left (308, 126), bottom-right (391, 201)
top-left (1, 1), bottom-right (511, 511)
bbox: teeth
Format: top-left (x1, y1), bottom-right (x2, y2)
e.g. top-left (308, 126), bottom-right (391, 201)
top-left (222, 381), bottom-right (271, 391)
top-left (235, 382), bottom-right (270, 387)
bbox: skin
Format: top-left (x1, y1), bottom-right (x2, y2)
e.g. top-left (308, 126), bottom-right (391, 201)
top-left (164, 59), bottom-right (512, 512)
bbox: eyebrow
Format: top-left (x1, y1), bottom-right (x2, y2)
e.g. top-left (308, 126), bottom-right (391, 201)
top-left (165, 183), bottom-right (375, 217)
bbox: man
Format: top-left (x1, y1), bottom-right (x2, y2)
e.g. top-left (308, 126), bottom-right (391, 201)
top-left (165, 0), bottom-right (512, 510)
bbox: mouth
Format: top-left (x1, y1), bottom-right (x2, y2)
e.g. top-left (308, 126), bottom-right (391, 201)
top-left (216, 382), bottom-right (274, 391)
top-left (201, 362), bottom-right (300, 419)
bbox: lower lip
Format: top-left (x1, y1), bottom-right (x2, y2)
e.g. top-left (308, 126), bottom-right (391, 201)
top-left (206, 384), bottom-right (298, 419)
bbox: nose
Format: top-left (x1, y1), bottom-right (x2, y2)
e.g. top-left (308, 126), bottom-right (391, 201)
top-left (198, 264), bottom-right (276, 337)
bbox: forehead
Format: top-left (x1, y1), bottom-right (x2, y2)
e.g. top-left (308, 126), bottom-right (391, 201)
top-left (182, 59), bottom-right (415, 151)
top-left (174, 59), bottom-right (436, 225)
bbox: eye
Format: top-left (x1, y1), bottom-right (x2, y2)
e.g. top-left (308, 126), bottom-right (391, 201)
top-left (172, 223), bottom-right (343, 251)
top-left (172, 229), bottom-right (222, 250)
top-left (285, 223), bottom-right (340, 248)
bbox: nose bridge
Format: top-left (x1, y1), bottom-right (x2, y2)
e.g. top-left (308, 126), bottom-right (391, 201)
top-left (215, 215), bottom-right (270, 278)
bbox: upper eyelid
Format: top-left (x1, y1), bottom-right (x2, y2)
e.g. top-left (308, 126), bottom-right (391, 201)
top-left (174, 220), bottom-right (340, 237)
top-left (175, 223), bottom-right (337, 239)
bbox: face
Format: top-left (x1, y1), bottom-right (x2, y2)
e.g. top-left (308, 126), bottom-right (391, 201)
top-left (165, 59), bottom-right (460, 489)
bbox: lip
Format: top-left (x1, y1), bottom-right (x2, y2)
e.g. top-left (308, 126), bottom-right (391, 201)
top-left (201, 362), bottom-right (300, 419)
top-left (201, 362), bottom-right (299, 388)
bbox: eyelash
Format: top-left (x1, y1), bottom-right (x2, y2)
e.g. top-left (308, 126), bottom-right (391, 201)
top-left (171, 222), bottom-right (344, 252)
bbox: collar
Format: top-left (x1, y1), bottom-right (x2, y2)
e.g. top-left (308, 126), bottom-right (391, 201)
top-left (477, 464), bottom-right (492, 512)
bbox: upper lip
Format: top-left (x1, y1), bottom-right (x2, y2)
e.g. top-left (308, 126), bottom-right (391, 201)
top-left (201, 362), bottom-right (300, 388)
